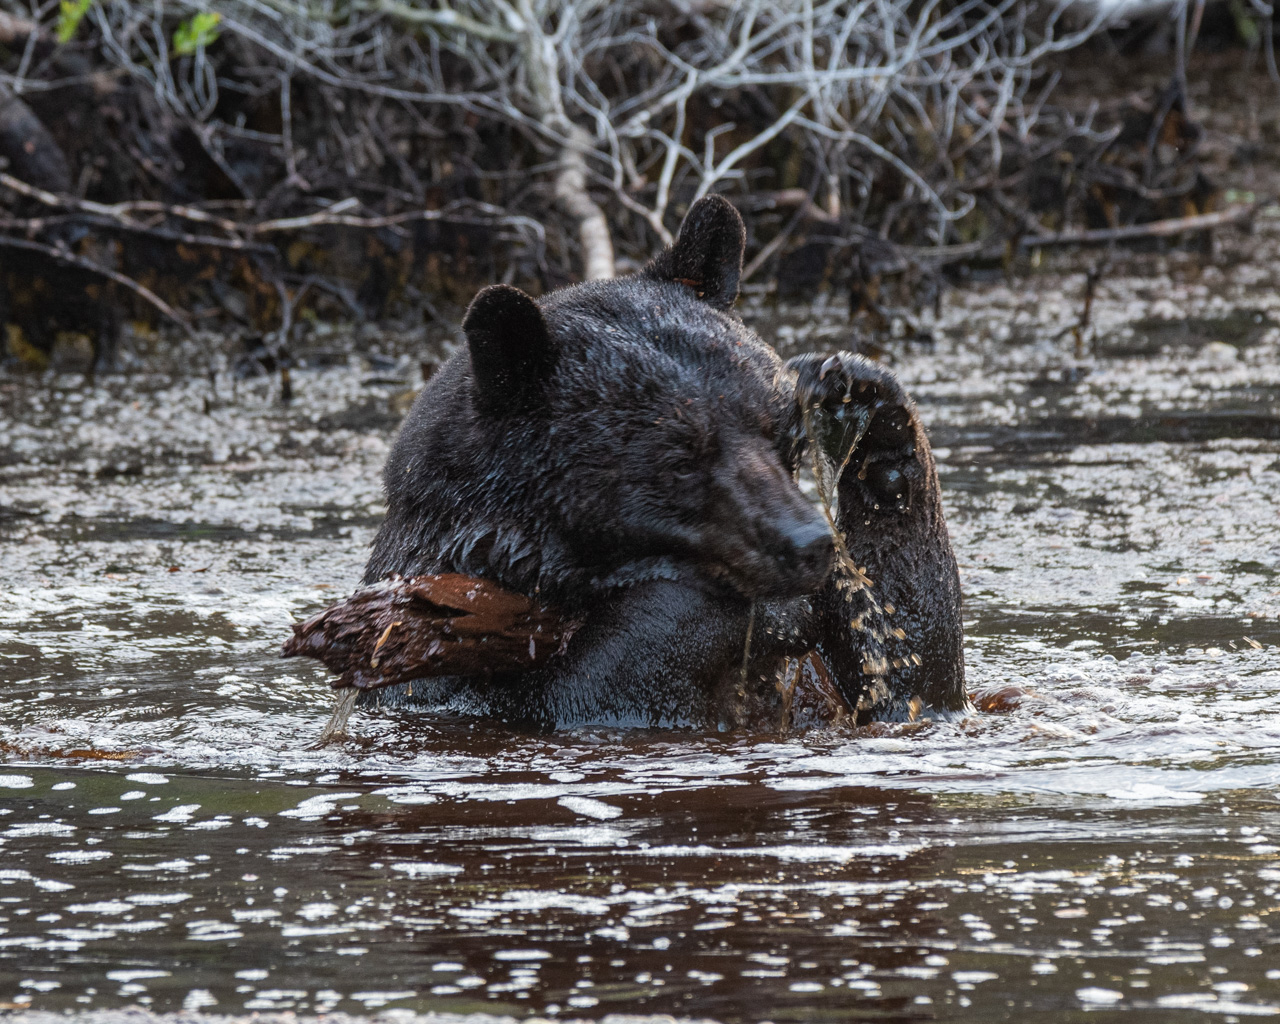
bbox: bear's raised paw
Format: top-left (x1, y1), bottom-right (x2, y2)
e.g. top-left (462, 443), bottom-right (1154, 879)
top-left (788, 351), bottom-right (921, 514)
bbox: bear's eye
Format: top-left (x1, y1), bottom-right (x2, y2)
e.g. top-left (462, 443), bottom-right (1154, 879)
top-left (662, 452), bottom-right (702, 489)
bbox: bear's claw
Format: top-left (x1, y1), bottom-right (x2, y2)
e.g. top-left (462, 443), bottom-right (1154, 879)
top-left (789, 352), bottom-right (917, 460)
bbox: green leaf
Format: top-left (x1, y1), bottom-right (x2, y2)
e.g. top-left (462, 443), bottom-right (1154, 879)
top-left (1229, 0), bottom-right (1261, 46)
top-left (55, 0), bottom-right (93, 44)
top-left (172, 11), bottom-right (222, 56)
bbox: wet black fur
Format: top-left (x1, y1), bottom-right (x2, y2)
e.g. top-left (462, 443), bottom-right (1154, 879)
top-left (362, 195), bottom-right (964, 729)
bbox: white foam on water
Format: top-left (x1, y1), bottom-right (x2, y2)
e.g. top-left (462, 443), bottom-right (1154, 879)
top-left (558, 795), bottom-right (623, 819)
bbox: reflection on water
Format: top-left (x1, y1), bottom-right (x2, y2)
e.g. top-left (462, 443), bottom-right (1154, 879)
top-left (1, 762), bottom-right (1278, 1020)
top-left (2, 259), bottom-right (1280, 1020)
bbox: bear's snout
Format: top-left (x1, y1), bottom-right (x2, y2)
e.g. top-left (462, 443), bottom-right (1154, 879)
top-left (774, 514), bottom-right (836, 585)
top-left (746, 501), bottom-right (834, 599)
top-left (708, 445), bottom-right (835, 599)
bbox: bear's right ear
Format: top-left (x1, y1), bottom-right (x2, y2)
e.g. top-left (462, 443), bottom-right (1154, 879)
top-left (464, 284), bottom-right (557, 416)
top-left (644, 194), bottom-right (746, 310)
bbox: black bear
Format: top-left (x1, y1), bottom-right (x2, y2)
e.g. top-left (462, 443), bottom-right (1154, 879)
top-left (361, 196), bottom-right (964, 729)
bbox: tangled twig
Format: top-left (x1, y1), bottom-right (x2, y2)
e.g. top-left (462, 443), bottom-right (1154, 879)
top-left (1, 0), bottom-right (1129, 283)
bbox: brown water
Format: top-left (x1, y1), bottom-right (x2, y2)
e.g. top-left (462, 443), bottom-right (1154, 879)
top-left (2, 254), bottom-right (1280, 1021)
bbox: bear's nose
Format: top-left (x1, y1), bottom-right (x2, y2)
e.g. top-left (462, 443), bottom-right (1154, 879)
top-left (781, 515), bottom-right (835, 584)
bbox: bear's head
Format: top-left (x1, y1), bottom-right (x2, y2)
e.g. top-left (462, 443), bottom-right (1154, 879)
top-left (373, 197), bottom-right (833, 606)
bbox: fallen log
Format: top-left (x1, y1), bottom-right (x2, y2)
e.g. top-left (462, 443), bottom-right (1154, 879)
top-left (282, 574), bottom-right (581, 691)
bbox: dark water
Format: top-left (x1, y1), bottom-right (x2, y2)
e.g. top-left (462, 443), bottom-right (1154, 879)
top-left (2, 264), bottom-right (1280, 1021)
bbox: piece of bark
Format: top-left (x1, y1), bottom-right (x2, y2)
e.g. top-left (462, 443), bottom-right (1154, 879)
top-left (282, 574), bottom-right (581, 690)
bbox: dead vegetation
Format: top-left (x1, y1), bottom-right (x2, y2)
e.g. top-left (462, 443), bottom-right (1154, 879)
top-left (1, 0), bottom-right (1278, 366)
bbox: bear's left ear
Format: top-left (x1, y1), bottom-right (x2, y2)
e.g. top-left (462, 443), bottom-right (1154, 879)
top-left (464, 284), bottom-right (557, 416)
top-left (645, 194), bottom-right (746, 310)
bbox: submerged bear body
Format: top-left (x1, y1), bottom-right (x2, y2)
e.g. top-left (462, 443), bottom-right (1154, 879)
top-left (362, 197), bottom-right (965, 730)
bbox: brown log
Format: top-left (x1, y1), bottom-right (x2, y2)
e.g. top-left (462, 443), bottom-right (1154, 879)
top-left (282, 574), bottom-right (581, 690)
